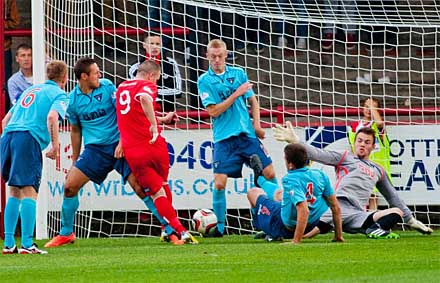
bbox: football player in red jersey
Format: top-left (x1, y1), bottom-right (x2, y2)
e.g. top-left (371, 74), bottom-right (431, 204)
top-left (116, 60), bottom-right (197, 244)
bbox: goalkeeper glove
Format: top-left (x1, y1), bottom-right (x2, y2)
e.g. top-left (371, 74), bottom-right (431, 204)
top-left (272, 121), bottom-right (299, 144)
top-left (407, 217), bottom-right (433, 235)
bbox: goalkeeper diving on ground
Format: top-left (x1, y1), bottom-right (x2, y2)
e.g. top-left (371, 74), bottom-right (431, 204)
top-left (271, 122), bottom-right (433, 239)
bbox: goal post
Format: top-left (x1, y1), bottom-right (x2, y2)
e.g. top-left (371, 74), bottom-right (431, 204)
top-left (30, 0), bottom-right (440, 239)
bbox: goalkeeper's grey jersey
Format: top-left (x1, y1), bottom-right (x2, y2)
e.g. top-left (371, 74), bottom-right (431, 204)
top-left (303, 143), bottom-right (412, 221)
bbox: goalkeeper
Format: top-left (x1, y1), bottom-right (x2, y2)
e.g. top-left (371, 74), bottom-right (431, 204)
top-left (348, 98), bottom-right (391, 211)
top-left (273, 123), bottom-right (433, 239)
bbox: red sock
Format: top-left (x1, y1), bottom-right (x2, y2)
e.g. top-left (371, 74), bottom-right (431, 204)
top-left (163, 183), bottom-right (173, 204)
top-left (161, 183), bottom-right (172, 231)
top-left (154, 196), bottom-right (186, 233)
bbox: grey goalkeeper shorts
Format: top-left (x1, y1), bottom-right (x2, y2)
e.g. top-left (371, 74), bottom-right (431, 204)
top-left (320, 197), bottom-right (375, 234)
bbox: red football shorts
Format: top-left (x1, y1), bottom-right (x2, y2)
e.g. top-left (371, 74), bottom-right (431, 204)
top-left (123, 136), bottom-right (170, 195)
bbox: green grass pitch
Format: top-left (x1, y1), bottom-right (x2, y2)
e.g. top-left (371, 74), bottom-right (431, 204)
top-left (1, 231), bottom-right (439, 283)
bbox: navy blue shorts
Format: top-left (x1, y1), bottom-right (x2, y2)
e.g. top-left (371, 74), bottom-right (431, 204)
top-left (252, 195), bottom-right (293, 239)
top-left (213, 134), bottom-right (272, 178)
top-left (1, 131), bottom-right (42, 191)
top-left (74, 143), bottom-right (131, 184)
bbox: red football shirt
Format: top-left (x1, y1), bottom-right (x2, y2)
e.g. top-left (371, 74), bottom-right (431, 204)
top-left (116, 79), bottom-right (160, 148)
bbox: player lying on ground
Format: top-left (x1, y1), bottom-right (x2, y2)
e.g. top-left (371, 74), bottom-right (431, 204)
top-left (248, 143), bottom-right (344, 244)
top-left (273, 123), bottom-right (433, 239)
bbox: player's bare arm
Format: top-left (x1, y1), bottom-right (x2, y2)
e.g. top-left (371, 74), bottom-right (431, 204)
top-left (157, 111), bottom-right (179, 124)
top-left (249, 96), bottom-right (265, 139)
top-left (325, 194), bottom-right (344, 242)
top-left (139, 95), bottom-right (158, 144)
top-left (114, 140), bottom-right (124, 159)
top-left (205, 82), bottom-right (252, 118)
top-left (366, 98), bottom-right (385, 143)
top-left (291, 201), bottom-right (309, 244)
top-left (46, 110), bottom-right (60, 160)
top-left (366, 98), bottom-right (385, 131)
top-left (303, 226), bottom-right (320, 239)
top-left (70, 124), bottom-right (82, 164)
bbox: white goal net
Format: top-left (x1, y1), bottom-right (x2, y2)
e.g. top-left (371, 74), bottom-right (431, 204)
top-left (34, 0), bottom-right (439, 239)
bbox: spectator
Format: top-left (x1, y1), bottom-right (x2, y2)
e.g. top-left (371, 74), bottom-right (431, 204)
top-left (3, 0), bottom-right (20, 110)
top-left (129, 33), bottom-right (182, 112)
top-left (8, 43), bottom-right (32, 105)
top-left (321, 0), bottom-right (357, 51)
top-left (275, 0), bottom-right (309, 50)
top-left (348, 98), bottom-right (391, 211)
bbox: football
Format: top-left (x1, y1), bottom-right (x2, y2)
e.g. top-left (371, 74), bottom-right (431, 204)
top-left (191, 208), bottom-right (217, 236)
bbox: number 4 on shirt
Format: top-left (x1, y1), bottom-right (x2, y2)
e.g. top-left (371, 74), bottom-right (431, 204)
top-left (306, 182), bottom-right (316, 205)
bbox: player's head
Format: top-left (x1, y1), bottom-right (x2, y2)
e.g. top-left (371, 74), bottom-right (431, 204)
top-left (46, 60), bottom-right (68, 89)
top-left (136, 59), bottom-right (161, 83)
top-left (206, 39), bottom-right (228, 74)
top-left (15, 43), bottom-right (32, 71)
top-left (284, 143), bottom-right (308, 170)
top-left (143, 32), bottom-right (162, 57)
top-left (74, 57), bottom-right (101, 89)
top-left (362, 97), bottom-right (380, 119)
top-left (354, 127), bottom-right (376, 159)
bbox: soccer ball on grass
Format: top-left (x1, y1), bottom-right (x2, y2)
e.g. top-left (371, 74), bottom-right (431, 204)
top-left (191, 208), bottom-right (217, 236)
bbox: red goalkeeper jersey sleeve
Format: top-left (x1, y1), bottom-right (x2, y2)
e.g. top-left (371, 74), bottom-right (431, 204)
top-left (116, 79), bottom-right (160, 148)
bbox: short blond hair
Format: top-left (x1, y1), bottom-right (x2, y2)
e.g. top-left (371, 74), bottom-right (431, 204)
top-left (46, 60), bottom-right (67, 83)
top-left (137, 59), bottom-right (160, 76)
top-left (207, 39), bottom-right (227, 51)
